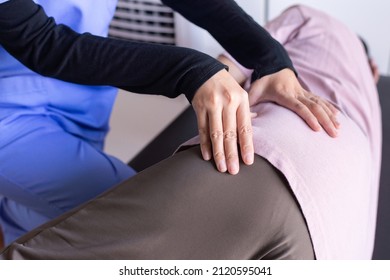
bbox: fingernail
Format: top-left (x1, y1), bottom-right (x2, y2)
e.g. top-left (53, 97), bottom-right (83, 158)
top-left (228, 162), bottom-right (239, 175)
top-left (244, 153), bottom-right (254, 165)
top-left (218, 162), bottom-right (227, 173)
top-left (203, 151), bottom-right (211, 161)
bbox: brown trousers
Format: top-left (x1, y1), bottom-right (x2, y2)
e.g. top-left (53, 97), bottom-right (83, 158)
top-left (0, 146), bottom-right (314, 259)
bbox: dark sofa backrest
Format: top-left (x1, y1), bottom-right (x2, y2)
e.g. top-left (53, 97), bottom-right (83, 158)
top-left (128, 75), bottom-right (390, 259)
top-left (373, 75), bottom-right (390, 259)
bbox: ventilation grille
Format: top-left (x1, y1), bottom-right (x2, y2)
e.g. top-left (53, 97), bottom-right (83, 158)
top-left (109, 0), bottom-right (175, 45)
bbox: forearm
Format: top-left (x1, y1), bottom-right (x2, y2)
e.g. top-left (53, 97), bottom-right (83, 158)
top-left (0, 0), bottom-right (226, 101)
top-left (162, 0), bottom-right (295, 82)
top-left (217, 54), bottom-right (247, 86)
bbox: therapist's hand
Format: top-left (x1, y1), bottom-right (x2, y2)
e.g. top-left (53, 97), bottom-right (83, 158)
top-left (248, 68), bottom-right (340, 137)
top-left (192, 69), bottom-right (254, 175)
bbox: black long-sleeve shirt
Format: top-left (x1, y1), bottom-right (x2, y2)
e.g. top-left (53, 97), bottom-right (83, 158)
top-left (162, 0), bottom-right (295, 82)
top-left (0, 0), bottom-right (294, 101)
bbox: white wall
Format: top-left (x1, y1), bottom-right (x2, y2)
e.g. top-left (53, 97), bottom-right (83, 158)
top-left (268, 0), bottom-right (390, 75)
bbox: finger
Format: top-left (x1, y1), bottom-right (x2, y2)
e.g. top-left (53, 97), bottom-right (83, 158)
top-left (209, 109), bottom-right (227, 173)
top-left (195, 109), bottom-right (212, 161)
top-left (277, 94), bottom-right (322, 132)
top-left (320, 100), bottom-right (341, 129)
top-left (302, 97), bottom-right (338, 137)
top-left (237, 104), bottom-right (254, 166)
top-left (304, 92), bottom-right (341, 130)
top-left (325, 100), bottom-right (339, 115)
top-left (222, 107), bottom-right (240, 175)
top-left (250, 112), bottom-right (258, 119)
top-left (325, 102), bottom-right (341, 129)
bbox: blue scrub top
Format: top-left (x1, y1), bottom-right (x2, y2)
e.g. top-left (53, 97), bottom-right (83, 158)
top-left (0, 0), bottom-right (119, 149)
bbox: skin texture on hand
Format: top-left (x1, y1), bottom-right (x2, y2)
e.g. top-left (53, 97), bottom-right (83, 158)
top-left (248, 68), bottom-right (340, 137)
top-left (219, 54), bottom-right (340, 137)
top-left (192, 69), bottom-right (254, 175)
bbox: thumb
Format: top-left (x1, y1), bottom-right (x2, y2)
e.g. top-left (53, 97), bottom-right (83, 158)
top-left (248, 83), bottom-right (269, 106)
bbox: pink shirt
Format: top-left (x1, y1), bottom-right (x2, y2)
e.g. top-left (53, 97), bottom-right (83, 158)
top-left (185, 5), bottom-right (382, 259)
